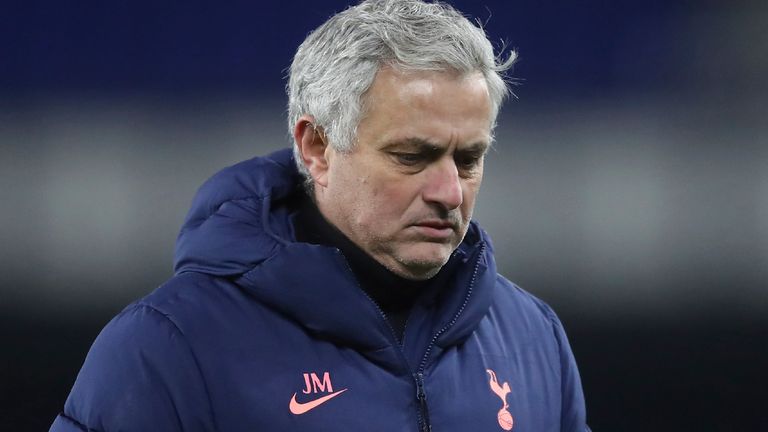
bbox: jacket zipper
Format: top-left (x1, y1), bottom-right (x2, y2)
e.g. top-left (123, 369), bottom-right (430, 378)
top-left (337, 243), bottom-right (485, 432)
top-left (415, 371), bottom-right (431, 432)
top-left (338, 253), bottom-right (431, 430)
top-left (413, 243), bottom-right (485, 432)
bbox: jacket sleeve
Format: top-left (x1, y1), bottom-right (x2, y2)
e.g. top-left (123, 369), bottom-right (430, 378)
top-left (49, 304), bottom-right (216, 432)
top-left (548, 311), bottom-right (591, 432)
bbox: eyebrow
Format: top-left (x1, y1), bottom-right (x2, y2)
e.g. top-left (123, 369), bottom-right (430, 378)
top-left (382, 137), bottom-right (490, 153)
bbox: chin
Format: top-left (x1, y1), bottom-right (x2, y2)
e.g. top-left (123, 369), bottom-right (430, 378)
top-left (395, 249), bottom-right (453, 280)
top-left (392, 264), bottom-right (442, 281)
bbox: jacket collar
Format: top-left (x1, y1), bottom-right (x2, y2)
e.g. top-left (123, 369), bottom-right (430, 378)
top-left (173, 149), bottom-right (497, 366)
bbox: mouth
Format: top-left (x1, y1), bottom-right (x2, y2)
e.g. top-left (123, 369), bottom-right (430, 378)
top-left (411, 220), bottom-right (457, 240)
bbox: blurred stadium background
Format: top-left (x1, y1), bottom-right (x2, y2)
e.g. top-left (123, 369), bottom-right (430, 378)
top-left (2, 0), bottom-right (766, 430)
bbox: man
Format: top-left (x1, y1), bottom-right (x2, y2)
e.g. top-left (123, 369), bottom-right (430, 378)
top-left (51, 1), bottom-right (589, 431)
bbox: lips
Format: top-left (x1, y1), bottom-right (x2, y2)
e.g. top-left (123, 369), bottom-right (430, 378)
top-left (416, 220), bottom-right (455, 230)
top-left (411, 219), bottom-right (457, 240)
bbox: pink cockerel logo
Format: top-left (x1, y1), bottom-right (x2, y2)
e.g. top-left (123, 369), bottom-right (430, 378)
top-left (486, 369), bottom-right (514, 430)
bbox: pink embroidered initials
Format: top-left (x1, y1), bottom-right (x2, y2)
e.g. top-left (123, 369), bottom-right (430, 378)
top-left (289, 372), bottom-right (348, 415)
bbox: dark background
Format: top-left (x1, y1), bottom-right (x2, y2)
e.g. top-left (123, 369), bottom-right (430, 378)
top-left (2, 1), bottom-right (767, 430)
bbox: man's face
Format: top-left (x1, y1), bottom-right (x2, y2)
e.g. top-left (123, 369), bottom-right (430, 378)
top-left (316, 67), bottom-right (492, 280)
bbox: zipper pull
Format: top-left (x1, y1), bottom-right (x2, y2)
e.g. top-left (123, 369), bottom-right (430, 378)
top-left (415, 372), bottom-right (432, 432)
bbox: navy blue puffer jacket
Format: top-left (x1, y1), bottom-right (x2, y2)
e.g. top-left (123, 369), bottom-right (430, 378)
top-left (51, 149), bottom-right (589, 432)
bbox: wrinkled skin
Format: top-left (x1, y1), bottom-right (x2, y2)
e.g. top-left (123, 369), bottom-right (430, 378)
top-left (299, 67), bottom-right (493, 280)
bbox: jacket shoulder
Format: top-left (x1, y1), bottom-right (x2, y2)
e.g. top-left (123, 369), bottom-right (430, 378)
top-left (491, 275), bottom-right (590, 431)
top-left (492, 274), bottom-right (562, 325)
top-left (52, 273), bottom-right (228, 431)
top-left (54, 296), bottom-right (216, 432)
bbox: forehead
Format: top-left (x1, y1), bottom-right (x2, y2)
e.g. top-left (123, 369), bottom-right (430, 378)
top-left (359, 67), bottom-right (493, 147)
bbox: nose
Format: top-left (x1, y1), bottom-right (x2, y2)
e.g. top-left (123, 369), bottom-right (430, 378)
top-left (422, 158), bottom-right (463, 210)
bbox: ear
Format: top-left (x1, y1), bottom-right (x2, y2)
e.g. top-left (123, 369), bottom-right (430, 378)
top-left (294, 115), bottom-right (330, 188)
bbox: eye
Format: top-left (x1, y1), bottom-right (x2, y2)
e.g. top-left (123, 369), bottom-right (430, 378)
top-left (392, 152), bottom-right (425, 166)
top-left (455, 152), bottom-right (483, 170)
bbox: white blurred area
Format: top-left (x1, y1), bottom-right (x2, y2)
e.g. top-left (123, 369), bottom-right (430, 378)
top-left (1, 1), bottom-right (766, 319)
top-left (2, 93), bottom-right (765, 319)
top-left (480, 97), bottom-right (768, 317)
top-left (1, 99), bottom-right (289, 313)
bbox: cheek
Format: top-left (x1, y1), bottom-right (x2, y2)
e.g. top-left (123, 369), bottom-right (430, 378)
top-left (461, 180), bottom-right (482, 217)
top-left (356, 178), bottom-right (414, 227)
top-left (344, 170), bottom-right (389, 227)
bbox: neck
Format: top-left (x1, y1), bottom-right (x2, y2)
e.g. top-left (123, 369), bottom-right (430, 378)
top-left (292, 195), bottom-right (429, 339)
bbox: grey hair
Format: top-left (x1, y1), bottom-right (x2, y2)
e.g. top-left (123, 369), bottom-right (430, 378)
top-left (288, 0), bottom-right (516, 179)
